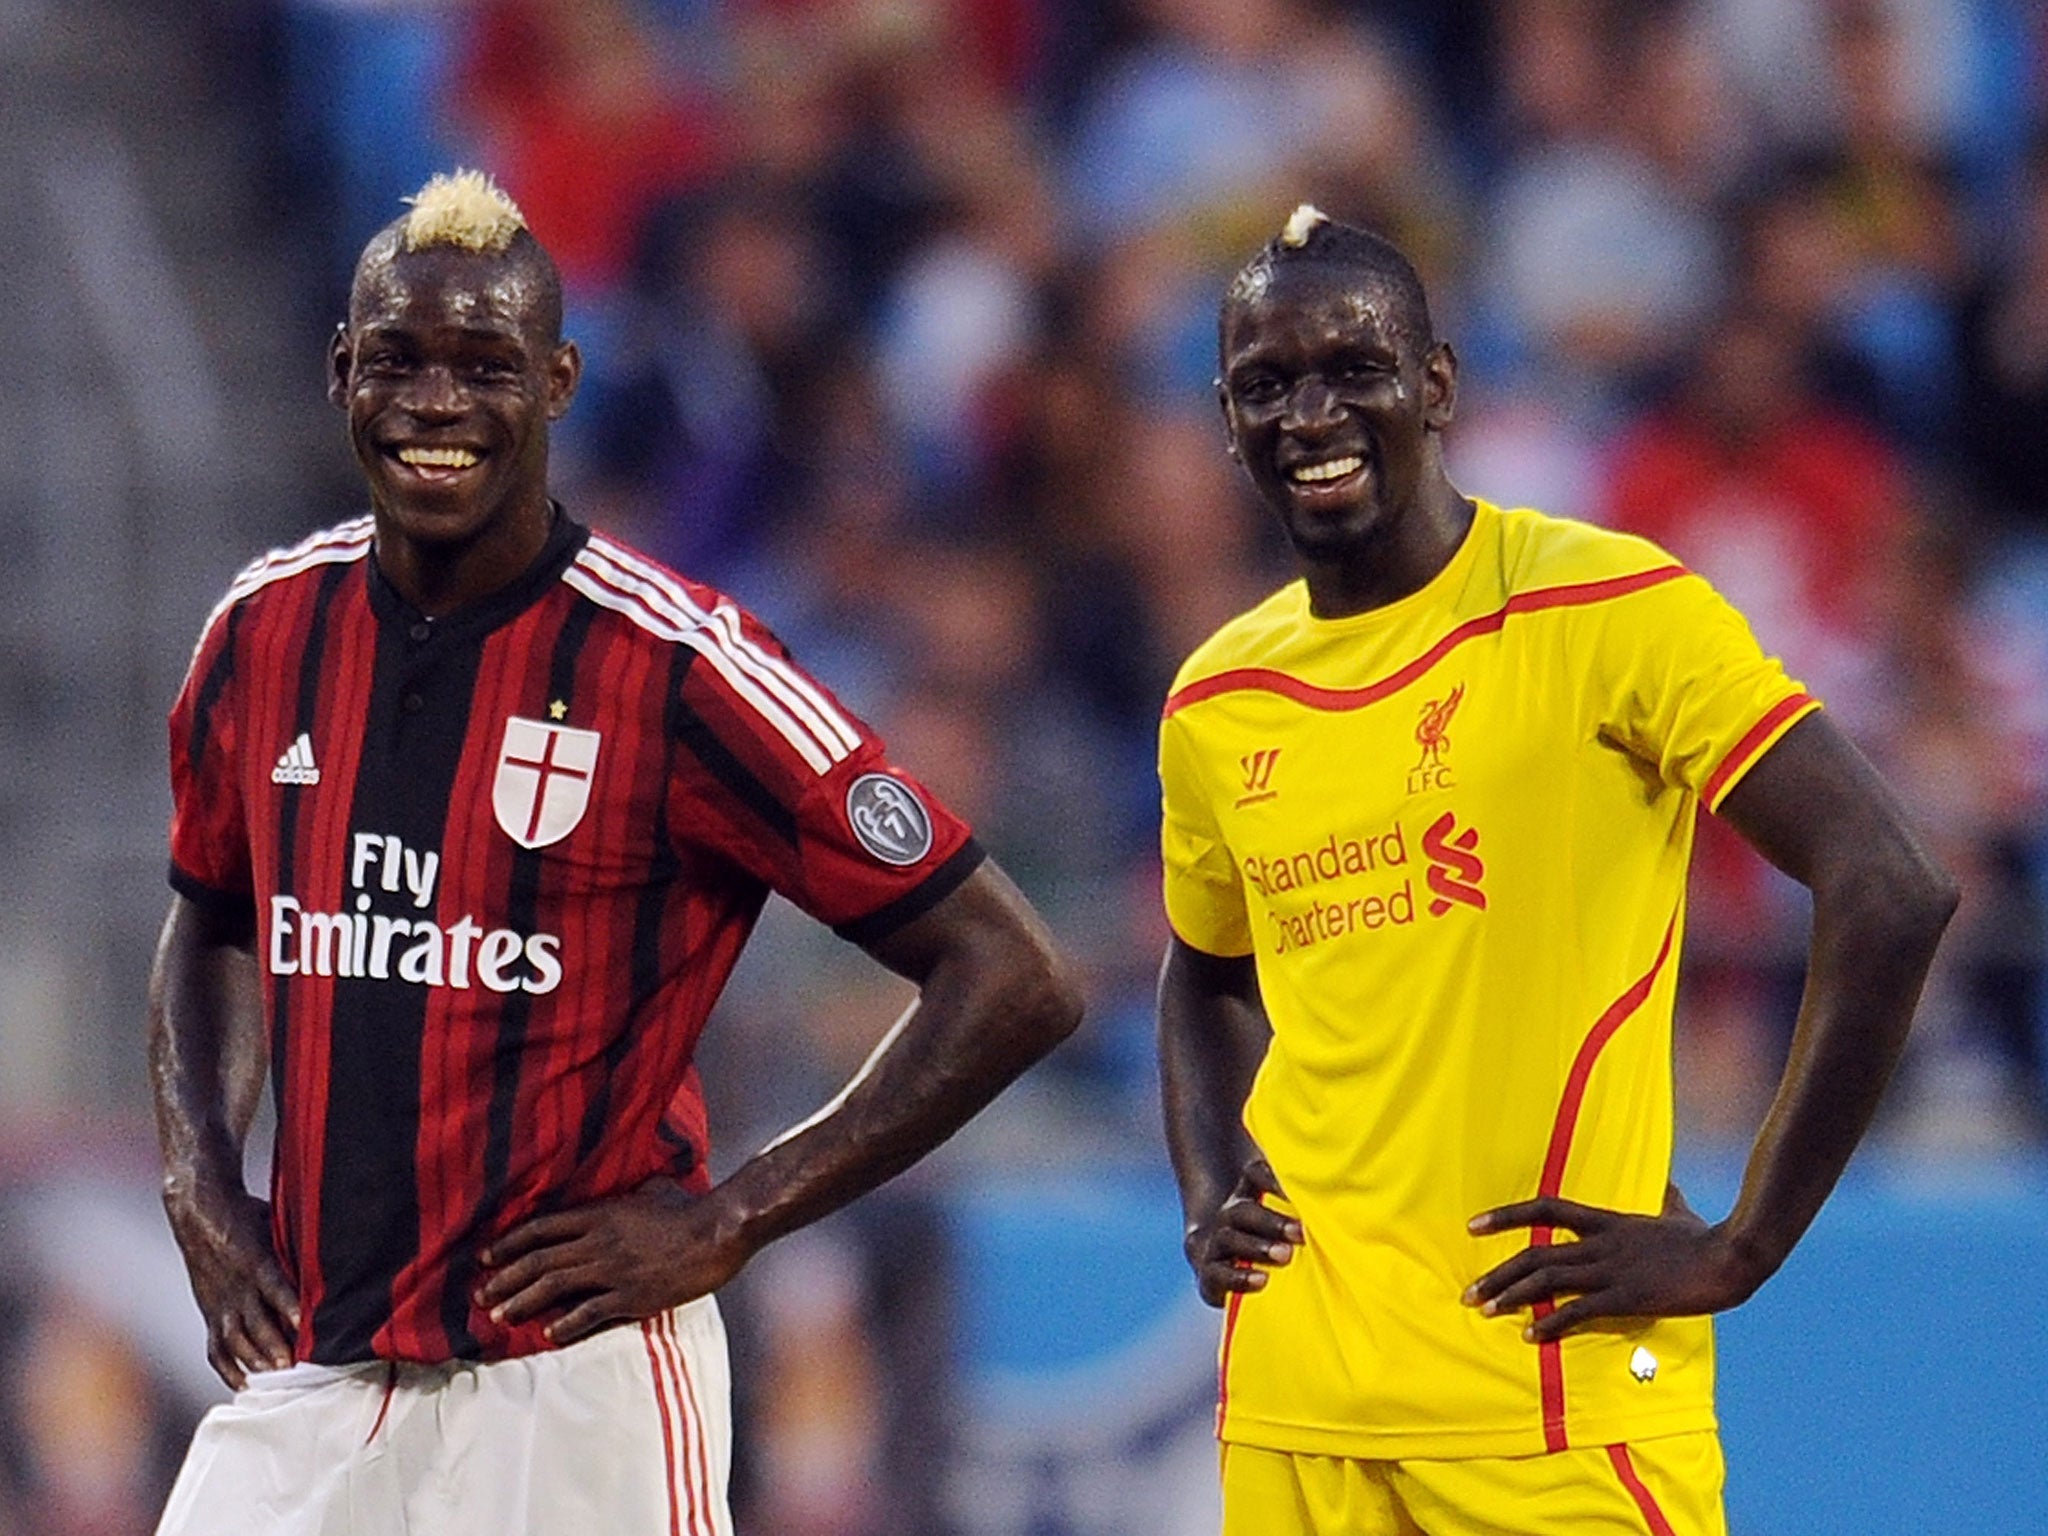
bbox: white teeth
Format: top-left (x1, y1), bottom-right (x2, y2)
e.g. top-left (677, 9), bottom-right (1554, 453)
top-left (398, 446), bottom-right (479, 469)
top-left (1291, 456), bottom-right (1363, 484)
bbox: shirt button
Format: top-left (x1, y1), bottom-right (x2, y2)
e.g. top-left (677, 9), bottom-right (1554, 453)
top-left (402, 693), bottom-right (424, 714)
top-left (409, 622), bottom-right (431, 642)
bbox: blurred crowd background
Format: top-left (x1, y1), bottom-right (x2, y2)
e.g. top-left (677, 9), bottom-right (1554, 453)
top-left (2, 0), bottom-right (2046, 1531)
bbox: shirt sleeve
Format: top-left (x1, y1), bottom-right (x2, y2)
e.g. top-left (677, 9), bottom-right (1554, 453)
top-left (1159, 711), bottom-right (1254, 957)
top-left (167, 604), bottom-right (255, 916)
top-left (663, 601), bottom-right (981, 944)
top-left (1593, 569), bottom-right (1821, 812)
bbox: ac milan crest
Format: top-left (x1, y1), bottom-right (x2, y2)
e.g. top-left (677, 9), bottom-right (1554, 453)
top-left (493, 716), bottom-right (601, 849)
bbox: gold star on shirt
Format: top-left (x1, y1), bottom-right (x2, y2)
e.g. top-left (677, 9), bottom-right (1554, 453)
top-left (548, 699), bottom-right (568, 720)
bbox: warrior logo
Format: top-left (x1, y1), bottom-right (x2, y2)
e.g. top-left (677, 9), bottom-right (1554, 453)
top-left (1422, 811), bottom-right (1486, 915)
top-left (847, 773), bottom-right (934, 866)
top-left (1236, 748), bottom-right (1281, 808)
top-left (1407, 683), bottom-right (1465, 794)
top-left (493, 716), bottom-right (601, 849)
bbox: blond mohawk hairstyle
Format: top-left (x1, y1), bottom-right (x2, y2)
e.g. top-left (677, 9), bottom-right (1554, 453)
top-left (1280, 202), bottom-right (1330, 249)
top-left (401, 169), bottom-right (528, 255)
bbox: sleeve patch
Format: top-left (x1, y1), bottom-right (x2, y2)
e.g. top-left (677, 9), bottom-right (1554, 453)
top-left (845, 772), bottom-right (935, 865)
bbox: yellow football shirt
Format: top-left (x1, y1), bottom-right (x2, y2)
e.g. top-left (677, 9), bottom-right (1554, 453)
top-left (1160, 499), bottom-right (1817, 1461)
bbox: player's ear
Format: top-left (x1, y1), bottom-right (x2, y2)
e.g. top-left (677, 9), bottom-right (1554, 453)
top-left (1422, 341), bottom-right (1458, 432)
top-left (327, 324), bottom-right (352, 411)
top-left (545, 339), bottom-right (583, 421)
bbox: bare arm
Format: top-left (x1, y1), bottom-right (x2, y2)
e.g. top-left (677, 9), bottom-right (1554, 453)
top-left (148, 893), bottom-right (299, 1386)
top-left (479, 858), bottom-right (1083, 1341)
top-left (1158, 935), bottom-right (1300, 1305)
top-left (1467, 712), bottom-right (1959, 1337)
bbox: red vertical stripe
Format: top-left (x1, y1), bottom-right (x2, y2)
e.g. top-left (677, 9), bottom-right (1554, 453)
top-left (266, 579), bottom-right (316, 1350)
top-left (407, 613), bottom-right (536, 1359)
top-left (1532, 917), bottom-right (1677, 1451)
top-left (641, 1320), bottom-right (685, 1536)
top-left (568, 622), bottom-right (670, 1196)
top-left (409, 608), bottom-right (504, 1352)
top-left (655, 1311), bottom-right (710, 1536)
top-left (674, 1312), bottom-right (719, 1536)
top-left (1216, 1290), bottom-right (1245, 1438)
top-left (1607, 1444), bottom-right (1680, 1536)
top-left (287, 572), bottom-right (376, 1354)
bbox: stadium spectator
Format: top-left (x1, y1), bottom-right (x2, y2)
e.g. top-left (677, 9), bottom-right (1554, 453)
top-left (451, 0), bottom-right (724, 294)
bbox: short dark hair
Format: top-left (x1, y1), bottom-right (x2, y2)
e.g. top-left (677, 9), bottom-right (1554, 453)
top-left (1221, 205), bottom-right (1436, 359)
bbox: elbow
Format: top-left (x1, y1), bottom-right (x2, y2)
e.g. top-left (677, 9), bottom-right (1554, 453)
top-left (1027, 944), bottom-right (1087, 1054)
top-left (1834, 839), bottom-right (1960, 954)
top-left (992, 925), bottom-right (1085, 1062)
top-left (1896, 846), bottom-right (1962, 945)
top-left (1923, 862), bottom-right (1963, 934)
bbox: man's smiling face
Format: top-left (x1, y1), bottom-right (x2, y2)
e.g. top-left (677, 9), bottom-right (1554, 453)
top-left (331, 246), bottom-right (578, 554)
top-left (1219, 262), bottom-right (1456, 569)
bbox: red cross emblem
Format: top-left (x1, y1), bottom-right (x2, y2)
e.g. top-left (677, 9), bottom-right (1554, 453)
top-left (492, 716), bottom-right (601, 849)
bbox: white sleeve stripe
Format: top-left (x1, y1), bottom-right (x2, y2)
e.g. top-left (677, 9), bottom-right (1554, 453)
top-left (573, 548), bottom-right (846, 764)
top-left (581, 538), bottom-right (861, 755)
top-left (562, 563), bottom-right (838, 774)
top-left (583, 538), bottom-right (863, 755)
top-left (218, 519), bottom-right (372, 608)
top-left (186, 518), bottom-right (373, 671)
top-left (578, 542), bottom-right (861, 758)
top-left (704, 600), bottom-right (864, 754)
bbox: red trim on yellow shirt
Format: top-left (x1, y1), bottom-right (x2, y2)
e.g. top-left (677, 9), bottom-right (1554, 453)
top-left (1162, 566), bottom-right (1688, 720)
top-left (1217, 1290), bottom-right (1246, 1438)
top-left (1531, 916), bottom-right (1678, 1452)
top-left (1701, 692), bottom-right (1819, 810)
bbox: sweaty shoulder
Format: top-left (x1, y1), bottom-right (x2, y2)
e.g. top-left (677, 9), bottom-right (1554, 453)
top-left (189, 515), bottom-right (375, 657)
top-left (1166, 580), bottom-right (1312, 698)
top-left (561, 528), bottom-right (737, 647)
top-left (1488, 503), bottom-right (1687, 592)
top-left (220, 515), bottom-right (374, 604)
top-left (563, 529), bottom-right (870, 778)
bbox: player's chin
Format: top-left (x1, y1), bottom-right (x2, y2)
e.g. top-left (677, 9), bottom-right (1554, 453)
top-left (377, 490), bottom-right (496, 547)
top-left (1281, 507), bottom-right (1381, 559)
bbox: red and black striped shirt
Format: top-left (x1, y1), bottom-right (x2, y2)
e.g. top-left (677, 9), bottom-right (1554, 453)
top-left (168, 512), bottom-right (980, 1366)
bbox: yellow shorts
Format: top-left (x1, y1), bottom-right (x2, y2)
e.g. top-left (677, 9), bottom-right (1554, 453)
top-left (1219, 1430), bottom-right (1726, 1536)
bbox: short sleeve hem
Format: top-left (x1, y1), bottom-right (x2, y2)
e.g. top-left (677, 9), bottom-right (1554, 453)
top-left (831, 839), bottom-right (986, 948)
top-left (1701, 694), bottom-right (1821, 812)
top-left (1164, 919), bottom-right (1255, 962)
top-left (168, 862), bottom-right (257, 925)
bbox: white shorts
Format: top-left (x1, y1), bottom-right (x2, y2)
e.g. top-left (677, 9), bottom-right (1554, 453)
top-left (156, 1296), bottom-right (732, 1536)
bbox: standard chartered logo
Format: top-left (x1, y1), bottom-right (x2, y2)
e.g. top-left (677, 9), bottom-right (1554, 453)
top-left (1253, 813), bottom-right (1486, 956)
top-left (266, 832), bottom-right (563, 995)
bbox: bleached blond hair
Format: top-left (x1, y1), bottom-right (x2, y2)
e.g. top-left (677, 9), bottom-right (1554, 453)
top-left (348, 168), bottom-right (564, 341)
top-left (401, 169), bottom-right (528, 255)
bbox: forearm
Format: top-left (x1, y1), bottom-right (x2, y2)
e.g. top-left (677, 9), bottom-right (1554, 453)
top-left (711, 908), bottom-right (1079, 1258)
top-left (1158, 942), bottom-right (1268, 1234)
top-left (148, 897), bottom-right (263, 1193)
top-left (1721, 858), bottom-right (1955, 1280)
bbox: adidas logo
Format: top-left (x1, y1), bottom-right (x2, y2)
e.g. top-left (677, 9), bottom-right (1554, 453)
top-left (271, 732), bottom-right (320, 786)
